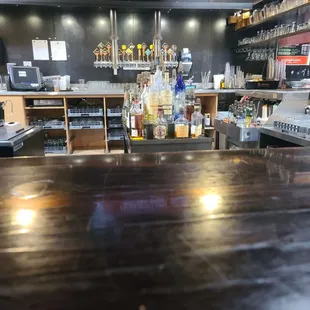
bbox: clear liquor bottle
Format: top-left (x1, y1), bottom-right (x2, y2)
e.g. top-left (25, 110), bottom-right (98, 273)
top-left (175, 106), bottom-right (189, 138)
top-left (160, 71), bottom-right (173, 123)
top-left (153, 105), bottom-right (168, 140)
top-left (174, 62), bottom-right (186, 120)
top-left (122, 85), bottom-right (130, 129)
top-left (147, 66), bottom-right (162, 122)
top-left (191, 99), bottom-right (204, 138)
top-left (140, 83), bottom-right (148, 115)
top-left (130, 99), bottom-right (143, 138)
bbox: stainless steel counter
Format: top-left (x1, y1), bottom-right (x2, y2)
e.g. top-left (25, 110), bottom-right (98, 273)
top-left (260, 126), bottom-right (310, 147)
top-left (214, 119), bottom-right (260, 149)
top-left (236, 89), bottom-right (310, 100)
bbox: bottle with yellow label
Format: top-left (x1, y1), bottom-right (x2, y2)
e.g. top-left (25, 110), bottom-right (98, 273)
top-left (175, 106), bottom-right (189, 138)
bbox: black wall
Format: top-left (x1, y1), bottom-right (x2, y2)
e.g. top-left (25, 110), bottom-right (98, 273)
top-left (0, 5), bottom-right (235, 82)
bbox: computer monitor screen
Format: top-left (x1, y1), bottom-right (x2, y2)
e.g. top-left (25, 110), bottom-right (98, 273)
top-left (9, 66), bottom-right (43, 90)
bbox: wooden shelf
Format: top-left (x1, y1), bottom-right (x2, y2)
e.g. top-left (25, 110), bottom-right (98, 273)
top-left (25, 106), bottom-right (64, 110)
top-left (237, 3), bottom-right (310, 31)
top-left (72, 148), bottom-right (106, 156)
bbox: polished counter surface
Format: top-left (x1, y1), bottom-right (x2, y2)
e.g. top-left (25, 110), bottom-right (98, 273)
top-left (2, 148), bottom-right (310, 309)
top-left (0, 89), bottom-right (235, 96)
top-left (0, 88), bottom-right (309, 97)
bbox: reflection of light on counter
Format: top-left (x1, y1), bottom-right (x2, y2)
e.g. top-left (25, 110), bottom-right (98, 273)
top-left (131, 156), bottom-right (141, 162)
top-left (233, 157), bottom-right (241, 164)
top-left (22, 194), bottom-right (38, 200)
top-left (200, 194), bottom-right (221, 212)
top-left (185, 154), bottom-right (193, 161)
top-left (74, 158), bottom-right (85, 164)
top-left (16, 209), bottom-right (35, 227)
top-left (161, 155), bottom-right (167, 161)
top-left (104, 156), bottom-right (114, 163)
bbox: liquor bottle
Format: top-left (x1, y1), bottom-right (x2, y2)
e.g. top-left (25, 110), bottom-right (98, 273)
top-left (175, 62), bottom-right (186, 93)
top-left (122, 85), bottom-right (130, 129)
top-left (185, 88), bottom-right (196, 121)
top-left (130, 99), bottom-right (143, 138)
top-left (204, 113), bottom-right (211, 127)
top-left (147, 66), bottom-right (162, 122)
top-left (220, 78), bottom-right (225, 89)
top-left (160, 71), bottom-right (173, 123)
top-left (175, 106), bottom-right (189, 138)
top-left (191, 99), bottom-right (204, 138)
top-left (153, 105), bottom-right (168, 140)
top-left (140, 82), bottom-right (148, 115)
top-left (174, 62), bottom-right (186, 120)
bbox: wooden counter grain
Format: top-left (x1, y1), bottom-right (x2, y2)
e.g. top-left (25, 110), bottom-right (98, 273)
top-left (2, 148), bottom-right (310, 309)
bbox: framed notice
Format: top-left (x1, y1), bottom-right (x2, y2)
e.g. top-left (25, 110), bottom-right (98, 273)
top-left (50, 41), bottom-right (67, 61)
top-left (277, 44), bottom-right (310, 65)
top-left (32, 40), bottom-right (49, 60)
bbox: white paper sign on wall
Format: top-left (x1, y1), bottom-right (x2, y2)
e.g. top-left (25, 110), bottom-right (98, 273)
top-left (32, 40), bottom-right (49, 60)
top-left (50, 41), bottom-right (67, 61)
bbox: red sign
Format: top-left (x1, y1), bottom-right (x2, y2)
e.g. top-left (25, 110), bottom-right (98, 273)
top-left (277, 55), bottom-right (309, 65)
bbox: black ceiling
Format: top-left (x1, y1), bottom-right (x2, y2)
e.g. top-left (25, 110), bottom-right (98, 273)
top-left (0, 0), bottom-right (253, 9)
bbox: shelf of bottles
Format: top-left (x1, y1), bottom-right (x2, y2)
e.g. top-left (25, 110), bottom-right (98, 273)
top-left (93, 41), bottom-right (178, 70)
top-left (123, 63), bottom-right (210, 141)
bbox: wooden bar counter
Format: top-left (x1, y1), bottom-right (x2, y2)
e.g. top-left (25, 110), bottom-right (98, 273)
top-left (2, 147), bottom-right (310, 309)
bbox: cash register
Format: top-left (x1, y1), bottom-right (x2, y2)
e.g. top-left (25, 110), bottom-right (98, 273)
top-left (7, 66), bottom-right (44, 91)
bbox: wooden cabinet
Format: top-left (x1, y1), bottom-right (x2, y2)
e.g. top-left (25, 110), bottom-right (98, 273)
top-left (0, 96), bottom-right (26, 126)
top-left (0, 92), bottom-right (220, 155)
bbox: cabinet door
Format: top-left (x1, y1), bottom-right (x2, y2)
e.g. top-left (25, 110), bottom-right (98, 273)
top-left (0, 96), bottom-right (26, 126)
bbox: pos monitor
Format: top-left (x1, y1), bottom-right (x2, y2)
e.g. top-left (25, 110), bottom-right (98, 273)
top-left (9, 66), bottom-right (44, 91)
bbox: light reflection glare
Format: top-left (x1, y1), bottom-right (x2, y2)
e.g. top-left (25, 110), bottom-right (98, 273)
top-left (74, 158), bottom-right (85, 164)
top-left (104, 156), bottom-right (114, 163)
top-left (185, 154), bottom-right (193, 161)
top-left (233, 157), bottom-right (241, 164)
top-left (200, 194), bottom-right (221, 212)
top-left (187, 18), bottom-right (198, 28)
top-left (214, 18), bottom-right (226, 32)
top-left (16, 209), bottom-right (35, 227)
top-left (131, 156), bottom-right (141, 162)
